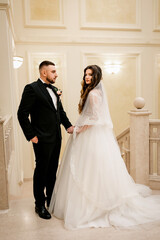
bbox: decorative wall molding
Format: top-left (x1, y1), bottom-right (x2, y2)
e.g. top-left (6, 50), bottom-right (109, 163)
top-left (0, 0), bottom-right (16, 41)
top-left (153, 0), bottom-right (160, 31)
top-left (0, 0), bottom-right (9, 9)
top-left (27, 51), bottom-right (68, 158)
top-left (27, 51), bottom-right (65, 80)
top-left (0, 5), bottom-right (8, 10)
top-left (80, 0), bottom-right (141, 31)
top-left (154, 54), bottom-right (160, 118)
top-left (14, 37), bottom-right (160, 47)
top-left (82, 52), bottom-right (141, 95)
top-left (81, 52), bottom-right (141, 135)
top-left (23, 0), bottom-right (66, 28)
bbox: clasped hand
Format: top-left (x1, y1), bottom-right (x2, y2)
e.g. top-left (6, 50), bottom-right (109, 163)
top-left (31, 126), bottom-right (74, 143)
top-left (67, 126), bottom-right (74, 134)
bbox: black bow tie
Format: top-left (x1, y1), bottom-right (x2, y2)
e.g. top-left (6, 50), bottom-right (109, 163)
top-left (43, 83), bottom-right (53, 89)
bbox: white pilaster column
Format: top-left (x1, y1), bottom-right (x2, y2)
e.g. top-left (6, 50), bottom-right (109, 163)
top-left (128, 98), bottom-right (151, 185)
top-left (0, 0), bottom-right (12, 116)
top-left (0, 1), bottom-right (22, 211)
top-left (0, 0), bottom-right (10, 211)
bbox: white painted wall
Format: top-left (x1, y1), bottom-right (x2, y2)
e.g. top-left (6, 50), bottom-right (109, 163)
top-left (7, 0), bottom-right (160, 179)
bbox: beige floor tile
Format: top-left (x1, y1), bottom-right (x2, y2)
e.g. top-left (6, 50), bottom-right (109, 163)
top-left (0, 181), bottom-right (160, 240)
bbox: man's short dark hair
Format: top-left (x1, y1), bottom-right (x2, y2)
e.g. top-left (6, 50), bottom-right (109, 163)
top-left (39, 61), bottom-right (55, 70)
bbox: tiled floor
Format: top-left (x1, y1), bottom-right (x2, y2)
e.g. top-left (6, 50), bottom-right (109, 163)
top-left (0, 181), bottom-right (160, 240)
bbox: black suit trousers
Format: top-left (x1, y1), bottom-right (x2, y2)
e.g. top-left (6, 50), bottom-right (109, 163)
top-left (33, 138), bottom-right (61, 207)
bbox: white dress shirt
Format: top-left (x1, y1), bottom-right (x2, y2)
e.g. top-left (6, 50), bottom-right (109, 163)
top-left (40, 78), bottom-right (57, 110)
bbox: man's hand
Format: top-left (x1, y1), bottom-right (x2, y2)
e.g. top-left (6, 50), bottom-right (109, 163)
top-left (67, 126), bottom-right (74, 134)
top-left (30, 136), bottom-right (38, 144)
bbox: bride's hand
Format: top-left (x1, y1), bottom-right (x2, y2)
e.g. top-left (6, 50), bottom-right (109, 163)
top-left (76, 125), bottom-right (89, 133)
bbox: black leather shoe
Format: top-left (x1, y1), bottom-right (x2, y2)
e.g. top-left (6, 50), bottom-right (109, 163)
top-left (35, 206), bottom-right (51, 219)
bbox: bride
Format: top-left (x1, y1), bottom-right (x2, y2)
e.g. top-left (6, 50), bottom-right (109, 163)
top-left (49, 65), bottom-right (160, 229)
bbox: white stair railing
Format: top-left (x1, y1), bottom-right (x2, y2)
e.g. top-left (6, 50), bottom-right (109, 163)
top-left (149, 119), bottom-right (160, 185)
top-left (0, 115), bottom-right (14, 210)
top-left (116, 98), bottom-right (160, 189)
top-left (117, 127), bottom-right (130, 173)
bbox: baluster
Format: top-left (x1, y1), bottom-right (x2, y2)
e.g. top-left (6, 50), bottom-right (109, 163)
top-left (157, 141), bottom-right (160, 175)
top-left (126, 134), bottom-right (130, 173)
top-left (149, 141), bottom-right (153, 175)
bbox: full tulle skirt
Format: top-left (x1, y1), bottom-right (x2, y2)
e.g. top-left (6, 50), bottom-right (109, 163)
top-left (49, 125), bottom-right (160, 229)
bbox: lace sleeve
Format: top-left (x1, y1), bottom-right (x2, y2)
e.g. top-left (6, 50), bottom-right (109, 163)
top-left (75, 90), bottom-right (103, 134)
top-left (74, 91), bottom-right (102, 135)
top-left (74, 82), bottom-right (113, 136)
top-left (88, 90), bottom-right (102, 121)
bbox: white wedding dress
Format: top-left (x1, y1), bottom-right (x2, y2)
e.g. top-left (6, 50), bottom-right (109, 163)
top-left (49, 82), bottom-right (160, 229)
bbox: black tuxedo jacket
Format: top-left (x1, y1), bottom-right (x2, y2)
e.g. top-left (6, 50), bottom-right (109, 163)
top-left (17, 79), bottom-right (72, 143)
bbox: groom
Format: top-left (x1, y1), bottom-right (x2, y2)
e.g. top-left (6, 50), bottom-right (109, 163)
top-left (17, 60), bottom-right (73, 219)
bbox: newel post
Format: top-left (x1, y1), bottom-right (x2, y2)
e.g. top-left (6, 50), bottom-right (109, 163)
top-left (128, 97), bottom-right (151, 185)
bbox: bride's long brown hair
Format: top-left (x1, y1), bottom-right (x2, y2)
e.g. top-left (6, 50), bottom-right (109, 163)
top-left (78, 65), bottom-right (102, 113)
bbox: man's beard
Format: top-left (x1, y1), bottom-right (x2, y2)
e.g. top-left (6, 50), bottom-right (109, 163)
top-left (46, 77), bottom-right (54, 84)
